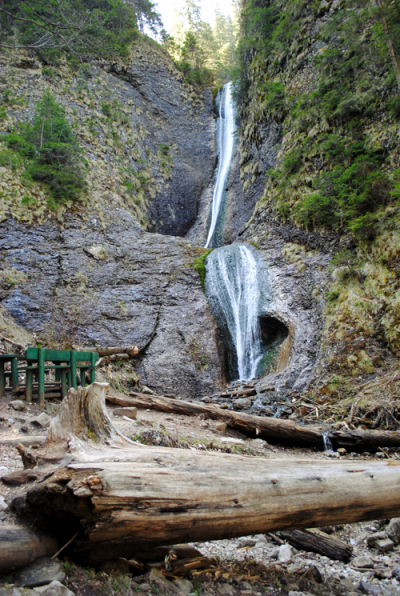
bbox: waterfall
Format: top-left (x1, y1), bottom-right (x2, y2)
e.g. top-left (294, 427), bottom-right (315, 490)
top-left (205, 244), bottom-right (271, 381)
top-left (204, 82), bottom-right (271, 382)
top-left (205, 82), bottom-right (237, 249)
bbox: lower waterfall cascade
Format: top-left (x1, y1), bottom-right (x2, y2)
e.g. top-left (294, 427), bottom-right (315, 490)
top-left (205, 244), bottom-right (272, 381)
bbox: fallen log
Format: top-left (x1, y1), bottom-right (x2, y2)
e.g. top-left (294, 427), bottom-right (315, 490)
top-left (103, 353), bottom-right (130, 362)
top-left (96, 346), bottom-right (139, 357)
top-left (0, 525), bottom-right (57, 572)
top-left (277, 529), bottom-right (352, 562)
top-left (9, 383), bottom-right (400, 568)
top-left (217, 388), bottom-right (256, 397)
top-left (106, 392), bottom-right (400, 451)
top-left (109, 391), bottom-right (323, 447)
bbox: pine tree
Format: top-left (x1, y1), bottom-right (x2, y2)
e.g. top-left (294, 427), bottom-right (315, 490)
top-left (6, 91), bottom-right (86, 206)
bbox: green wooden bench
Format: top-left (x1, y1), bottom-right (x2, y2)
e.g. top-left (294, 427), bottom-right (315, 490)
top-left (25, 348), bottom-right (99, 406)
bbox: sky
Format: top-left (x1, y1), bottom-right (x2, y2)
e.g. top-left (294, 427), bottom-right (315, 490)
top-left (154, 0), bottom-right (235, 33)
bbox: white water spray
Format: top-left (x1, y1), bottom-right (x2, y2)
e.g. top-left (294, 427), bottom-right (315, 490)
top-left (205, 244), bottom-right (270, 381)
top-left (205, 82), bottom-right (237, 249)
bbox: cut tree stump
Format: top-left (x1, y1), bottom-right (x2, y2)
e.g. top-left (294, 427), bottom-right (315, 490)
top-left (8, 383), bottom-right (400, 568)
top-left (105, 392), bottom-right (400, 450)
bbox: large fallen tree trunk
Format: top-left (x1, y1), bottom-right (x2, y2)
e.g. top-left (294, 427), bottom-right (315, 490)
top-left (107, 391), bottom-right (400, 450)
top-left (9, 383), bottom-right (400, 568)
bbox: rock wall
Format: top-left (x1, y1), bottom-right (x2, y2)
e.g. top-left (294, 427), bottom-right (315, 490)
top-left (229, 0), bottom-right (400, 401)
top-left (0, 42), bottom-right (226, 398)
top-left (0, 209), bottom-right (224, 397)
top-left (0, 42), bottom-right (215, 235)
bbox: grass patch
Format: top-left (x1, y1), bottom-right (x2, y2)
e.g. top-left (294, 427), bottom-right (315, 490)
top-left (191, 249), bottom-right (213, 288)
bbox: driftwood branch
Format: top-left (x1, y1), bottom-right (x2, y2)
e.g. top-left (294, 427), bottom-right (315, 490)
top-left (106, 392), bottom-right (400, 450)
top-left (278, 529), bottom-right (352, 562)
top-left (0, 333), bottom-right (25, 349)
top-left (73, 346), bottom-right (139, 357)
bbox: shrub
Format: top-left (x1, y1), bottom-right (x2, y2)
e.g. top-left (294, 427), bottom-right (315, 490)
top-left (191, 249), bottom-right (213, 288)
top-left (388, 95), bottom-right (400, 119)
top-left (5, 90), bottom-right (86, 206)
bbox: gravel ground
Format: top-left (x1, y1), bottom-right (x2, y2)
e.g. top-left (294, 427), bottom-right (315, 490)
top-left (1, 391), bottom-right (400, 596)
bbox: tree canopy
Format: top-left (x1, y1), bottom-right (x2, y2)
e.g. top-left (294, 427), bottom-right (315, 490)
top-left (6, 90), bottom-right (87, 207)
top-left (163, 0), bottom-right (238, 86)
top-left (0, 0), bottom-right (161, 59)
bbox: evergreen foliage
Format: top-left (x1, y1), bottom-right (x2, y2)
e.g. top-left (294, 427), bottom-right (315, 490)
top-left (0, 0), bottom-right (139, 59)
top-left (236, 0), bottom-right (400, 242)
top-left (162, 0), bottom-right (237, 86)
top-left (5, 90), bottom-right (86, 207)
top-left (125, 0), bottom-right (162, 35)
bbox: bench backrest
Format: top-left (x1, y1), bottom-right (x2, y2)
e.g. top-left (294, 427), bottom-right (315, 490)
top-left (25, 348), bottom-right (99, 363)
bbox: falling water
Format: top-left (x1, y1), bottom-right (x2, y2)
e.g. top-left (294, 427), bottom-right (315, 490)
top-left (205, 82), bottom-right (237, 249)
top-left (205, 244), bottom-right (271, 381)
top-left (204, 82), bottom-right (272, 381)
top-left (323, 432), bottom-right (335, 453)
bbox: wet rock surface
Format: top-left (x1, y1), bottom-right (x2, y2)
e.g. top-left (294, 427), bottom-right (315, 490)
top-left (106, 55), bottom-right (216, 238)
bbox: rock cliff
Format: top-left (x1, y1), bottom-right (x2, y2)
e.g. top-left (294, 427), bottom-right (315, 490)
top-left (232, 0), bottom-right (400, 411)
top-left (1, 0), bottom-right (399, 411)
top-left (0, 42), bottom-right (224, 397)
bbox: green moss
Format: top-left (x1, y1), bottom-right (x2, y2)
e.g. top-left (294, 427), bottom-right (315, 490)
top-left (212, 86), bottom-right (223, 106)
top-left (237, 0), bottom-right (400, 244)
top-left (191, 249), bottom-right (213, 288)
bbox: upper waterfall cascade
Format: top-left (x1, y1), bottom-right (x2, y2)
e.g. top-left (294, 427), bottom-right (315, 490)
top-left (205, 82), bottom-right (237, 249)
top-left (204, 83), bottom-right (273, 381)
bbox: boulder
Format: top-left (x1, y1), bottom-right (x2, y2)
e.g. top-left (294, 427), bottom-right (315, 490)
top-left (387, 517), bottom-right (400, 545)
top-left (13, 557), bottom-right (66, 587)
top-left (278, 544), bottom-right (293, 564)
top-left (366, 531), bottom-right (387, 546)
top-left (34, 581), bottom-right (74, 596)
top-left (375, 538), bottom-right (394, 552)
top-left (352, 555), bottom-right (374, 568)
top-left (112, 407), bottom-right (137, 420)
top-left (148, 569), bottom-right (185, 595)
top-left (31, 413), bottom-right (51, 428)
top-left (9, 400), bottom-right (26, 411)
top-left (172, 579), bottom-right (193, 596)
top-left (233, 398), bottom-right (252, 410)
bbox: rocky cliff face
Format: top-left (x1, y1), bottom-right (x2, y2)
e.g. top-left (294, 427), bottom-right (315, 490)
top-left (0, 208), bottom-right (224, 397)
top-left (0, 37), bottom-right (343, 398)
top-left (232, 0), bottom-right (400, 409)
top-left (0, 42), bottom-right (215, 234)
top-left (0, 42), bottom-right (225, 398)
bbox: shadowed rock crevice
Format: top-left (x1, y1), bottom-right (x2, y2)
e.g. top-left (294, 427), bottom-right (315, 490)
top-left (220, 315), bottom-right (290, 383)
